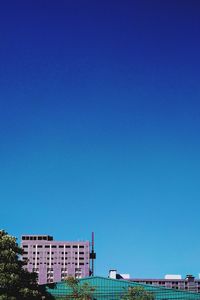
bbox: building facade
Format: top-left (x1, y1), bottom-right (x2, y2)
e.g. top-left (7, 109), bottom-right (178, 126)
top-left (109, 270), bottom-right (200, 293)
top-left (130, 275), bottom-right (200, 294)
top-left (21, 235), bottom-right (90, 284)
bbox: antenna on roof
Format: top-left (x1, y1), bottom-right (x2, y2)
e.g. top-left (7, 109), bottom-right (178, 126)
top-left (90, 232), bottom-right (96, 276)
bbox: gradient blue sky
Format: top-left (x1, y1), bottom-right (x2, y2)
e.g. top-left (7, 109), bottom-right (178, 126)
top-left (1, 0), bottom-right (200, 278)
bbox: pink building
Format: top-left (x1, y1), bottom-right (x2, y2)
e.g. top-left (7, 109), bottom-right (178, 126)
top-left (21, 235), bottom-right (90, 284)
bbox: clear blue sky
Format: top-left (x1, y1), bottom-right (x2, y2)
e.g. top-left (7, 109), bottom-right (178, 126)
top-left (0, 0), bottom-right (200, 278)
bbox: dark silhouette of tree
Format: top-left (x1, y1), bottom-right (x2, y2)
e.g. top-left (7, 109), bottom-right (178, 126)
top-left (122, 286), bottom-right (155, 300)
top-left (0, 230), bottom-right (54, 300)
top-left (65, 276), bottom-right (95, 299)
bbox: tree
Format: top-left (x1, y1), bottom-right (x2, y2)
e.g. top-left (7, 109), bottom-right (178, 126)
top-left (0, 230), bottom-right (54, 300)
top-left (65, 276), bottom-right (95, 300)
top-left (122, 286), bottom-right (155, 300)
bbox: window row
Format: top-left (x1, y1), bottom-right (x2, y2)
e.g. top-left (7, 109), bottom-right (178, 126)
top-left (26, 262), bottom-right (86, 265)
top-left (28, 257), bottom-right (86, 261)
top-left (23, 244), bottom-right (86, 249)
top-left (24, 252), bottom-right (86, 256)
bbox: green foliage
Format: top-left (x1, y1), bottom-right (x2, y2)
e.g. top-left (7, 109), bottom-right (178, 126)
top-left (65, 276), bottom-right (95, 300)
top-left (122, 286), bottom-right (155, 300)
top-left (0, 230), bottom-right (54, 300)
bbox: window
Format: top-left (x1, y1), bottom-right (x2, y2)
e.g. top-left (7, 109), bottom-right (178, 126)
top-left (52, 245), bottom-right (57, 248)
top-left (79, 246), bottom-right (84, 248)
top-left (45, 245), bottom-right (50, 248)
top-left (73, 245), bottom-right (78, 248)
top-left (75, 268), bottom-right (81, 271)
top-left (59, 245), bottom-right (64, 248)
top-left (33, 268), bottom-right (39, 272)
top-left (65, 245), bottom-right (71, 248)
top-left (23, 245), bottom-right (28, 248)
top-left (38, 245), bottom-right (43, 248)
